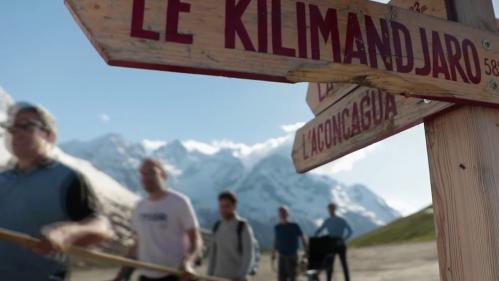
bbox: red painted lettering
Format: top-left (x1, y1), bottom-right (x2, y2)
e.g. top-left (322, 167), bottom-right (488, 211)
top-left (311, 127), bottom-right (318, 156)
top-left (324, 119), bottom-right (333, 148)
top-left (257, 0), bottom-right (268, 53)
top-left (415, 28), bottom-right (431, 76)
top-left (309, 5), bottom-right (341, 62)
top-left (384, 93), bottom-right (398, 119)
top-left (225, 0), bottom-right (256, 51)
top-left (391, 21), bottom-right (414, 73)
top-left (343, 13), bottom-right (368, 65)
top-left (131, 0), bottom-right (160, 40)
top-left (318, 124), bottom-right (325, 152)
top-left (351, 102), bottom-right (361, 136)
top-left (302, 133), bottom-right (309, 160)
top-left (342, 108), bottom-right (351, 140)
top-left (332, 114), bottom-right (342, 145)
top-left (462, 39), bottom-right (481, 84)
top-left (165, 0), bottom-right (193, 44)
top-left (365, 16), bottom-right (392, 70)
top-left (432, 31), bottom-right (451, 80)
top-left (444, 34), bottom-right (469, 83)
top-left (360, 93), bottom-right (372, 130)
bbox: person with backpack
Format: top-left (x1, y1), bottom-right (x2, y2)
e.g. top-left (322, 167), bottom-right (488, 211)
top-left (208, 191), bottom-right (256, 281)
top-left (272, 206), bottom-right (308, 281)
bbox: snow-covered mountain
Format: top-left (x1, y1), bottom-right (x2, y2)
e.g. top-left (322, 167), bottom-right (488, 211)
top-left (0, 89), bottom-right (13, 168)
top-left (61, 134), bottom-right (401, 247)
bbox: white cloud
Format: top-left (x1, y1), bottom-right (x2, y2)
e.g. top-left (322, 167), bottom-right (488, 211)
top-left (281, 122), bottom-right (305, 133)
top-left (99, 114), bottom-right (110, 124)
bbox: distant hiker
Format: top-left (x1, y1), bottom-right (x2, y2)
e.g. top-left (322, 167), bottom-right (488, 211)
top-left (112, 158), bottom-right (202, 281)
top-left (0, 102), bottom-right (113, 280)
top-left (272, 206), bottom-right (308, 281)
top-left (315, 203), bottom-right (353, 281)
top-left (208, 191), bottom-right (256, 281)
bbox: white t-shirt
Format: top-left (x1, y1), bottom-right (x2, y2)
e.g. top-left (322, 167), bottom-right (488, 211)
top-left (132, 190), bottom-right (199, 278)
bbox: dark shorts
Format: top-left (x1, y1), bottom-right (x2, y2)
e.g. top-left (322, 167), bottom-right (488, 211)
top-left (278, 254), bottom-right (298, 281)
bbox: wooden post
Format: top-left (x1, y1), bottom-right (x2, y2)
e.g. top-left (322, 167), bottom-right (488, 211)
top-left (425, 1), bottom-right (499, 280)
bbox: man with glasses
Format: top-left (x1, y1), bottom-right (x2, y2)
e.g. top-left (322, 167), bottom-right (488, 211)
top-left (0, 102), bottom-right (114, 280)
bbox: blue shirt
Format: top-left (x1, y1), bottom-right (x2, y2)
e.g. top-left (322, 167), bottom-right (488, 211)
top-left (315, 216), bottom-right (353, 240)
top-left (274, 222), bottom-right (303, 256)
top-left (0, 160), bottom-right (99, 281)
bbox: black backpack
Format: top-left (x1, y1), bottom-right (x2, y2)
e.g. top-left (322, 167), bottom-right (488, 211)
top-left (212, 220), bottom-right (260, 275)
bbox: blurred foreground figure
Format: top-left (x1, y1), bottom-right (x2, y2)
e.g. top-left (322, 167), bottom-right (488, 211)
top-left (0, 102), bottom-right (113, 281)
top-left (112, 158), bottom-right (202, 281)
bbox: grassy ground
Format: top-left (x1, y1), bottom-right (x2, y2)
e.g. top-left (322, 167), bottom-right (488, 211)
top-left (349, 206), bottom-right (435, 248)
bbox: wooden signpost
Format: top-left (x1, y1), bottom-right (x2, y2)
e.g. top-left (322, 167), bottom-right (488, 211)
top-left (293, 88), bottom-right (452, 172)
top-left (305, 0), bottom-right (450, 116)
top-left (65, 0), bottom-right (499, 281)
top-left (424, 1), bottom-right (499, 280)
top-left (66, 0), bottom-right (499, 105)
top-left (306, 83), bottom-right (358, 116)
top-left (294, 0), bottom-right (452, 172)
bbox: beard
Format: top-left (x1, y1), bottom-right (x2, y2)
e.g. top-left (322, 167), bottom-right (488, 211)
top-left (143, 184), bottom-right (163, 194)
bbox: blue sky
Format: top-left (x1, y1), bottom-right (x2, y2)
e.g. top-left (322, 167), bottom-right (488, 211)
top-left (1, 1), bottom-right (498, 215)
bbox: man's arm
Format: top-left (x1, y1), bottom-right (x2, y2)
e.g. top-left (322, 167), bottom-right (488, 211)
top-left (179, 197), bottom-right (202, 271)
top-left (343, 221), bottom-right (353, 240)
top-left (41, 216), bottom-right (113, 251)
top-left (238, 223), bottom-right (255, 280)
top-left (183, 227), bottom-right (202, 270)
top-left (296, 224), bottom-right (308, 253)
top-left (315, 221), bottom-right (326, 236)
top-left (35, 174), bottom-right (113, 253)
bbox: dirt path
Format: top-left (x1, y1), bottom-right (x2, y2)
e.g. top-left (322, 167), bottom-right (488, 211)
top-left (73, 242), bottom-right (440, 281)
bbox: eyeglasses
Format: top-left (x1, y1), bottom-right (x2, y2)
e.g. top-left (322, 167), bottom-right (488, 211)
top-left (3, 121), bottom-right (47, 134)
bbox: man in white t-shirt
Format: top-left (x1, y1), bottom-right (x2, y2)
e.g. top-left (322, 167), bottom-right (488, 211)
top-left (112, 158), bottom-right (202, 281)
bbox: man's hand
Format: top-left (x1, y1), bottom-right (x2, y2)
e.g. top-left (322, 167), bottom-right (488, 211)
top-left (32, 223), bottom-right (76, 255)
top-left (179, 258), bottom-right (196, 281)
top-left (44, 222), bottom-right (80, 250)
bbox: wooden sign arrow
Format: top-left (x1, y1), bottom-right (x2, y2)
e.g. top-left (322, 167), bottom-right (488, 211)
top-left (306, 83), bottom-right (358, 116)
top-left (306, 0), bottom-right (449, 116)
top-left (293, 0), bottom-right (453, 172)
top-left (292, 87), bottom-right (452, 173)
top-left (66, 0), bottom-right (499, 105)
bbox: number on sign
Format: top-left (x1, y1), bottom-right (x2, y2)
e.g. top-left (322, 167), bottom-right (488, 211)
top-left (484, 58), bottom-right (499, 76)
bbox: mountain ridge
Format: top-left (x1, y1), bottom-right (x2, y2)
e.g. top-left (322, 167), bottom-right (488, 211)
top-left (61, 133), bottom-right (401, 247)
